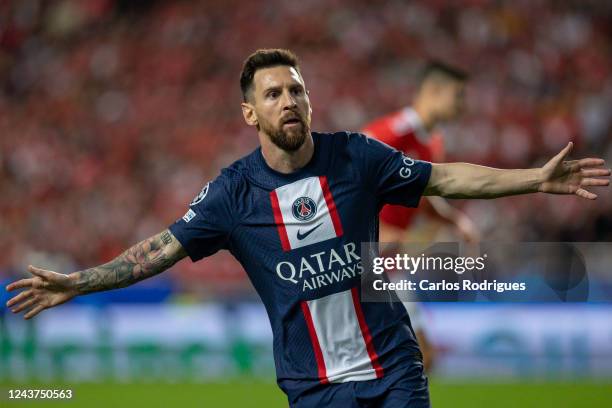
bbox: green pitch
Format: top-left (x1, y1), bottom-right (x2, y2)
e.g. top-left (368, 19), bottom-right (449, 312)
top-left (2, 380), bottom-right (611, 407)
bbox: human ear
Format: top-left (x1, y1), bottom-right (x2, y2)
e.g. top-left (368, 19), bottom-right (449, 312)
top-left (241, 102), bottom-right (258, 126)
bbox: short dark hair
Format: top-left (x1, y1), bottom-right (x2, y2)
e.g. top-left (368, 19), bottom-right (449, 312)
top-left (240, 49), bottom-right (300, 102)
top-left (420, 60), bottom-right (468, 84)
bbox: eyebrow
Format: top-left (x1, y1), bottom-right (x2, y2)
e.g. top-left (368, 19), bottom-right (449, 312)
top-left (263, 85), bottom-right (282, 94)
top-left (263, 83), bottom-right (304, 93)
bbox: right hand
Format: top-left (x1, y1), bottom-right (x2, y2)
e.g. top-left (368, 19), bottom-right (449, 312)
top-left (5, 265), bottom-right (79, 319)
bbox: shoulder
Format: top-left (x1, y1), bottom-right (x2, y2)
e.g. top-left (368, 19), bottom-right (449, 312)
top-left (189, 157), bottom-right (250, 210)
top-left (315, 130), bottom-right (379, 149)
top-left (215, 157), bottom-right (252, 199)
top-left (339, 130), bottom-right (397, 154)
top-left (316, 131), bottom-right (398, 169)
top-left (313, 131), bottom-right (375, 159)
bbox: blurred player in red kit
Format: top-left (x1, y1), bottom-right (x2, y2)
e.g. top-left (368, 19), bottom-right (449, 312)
top-left (362, 62), bottom-right (479, 371)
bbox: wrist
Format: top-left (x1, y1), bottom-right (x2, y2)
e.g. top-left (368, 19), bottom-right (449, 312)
top-left (67, 272), bottom-right (84, 296)
top-left (534, 167), bottom-right (545, 193)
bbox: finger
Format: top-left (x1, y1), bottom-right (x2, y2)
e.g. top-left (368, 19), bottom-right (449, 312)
top-left (555, 142), bottom-right (573, 162)
top-left (24, 304), bottom-right (46, 320)
top-left (6, 278), bottom-right (34, 291)
top-left (581, 169), bottom-right (611, 177)
top-left (575, 188), bottom-right (597, 200)
top-left (6, 289), bottom-right (33, 307)
top-left (576, 158), bottom-right (606, 169)
top-left (28, 265), bottom-right (55, 279)
top-left (581, 178), bottom-right (610, 187)
top-left (11, 297), bottom-right (37, 314)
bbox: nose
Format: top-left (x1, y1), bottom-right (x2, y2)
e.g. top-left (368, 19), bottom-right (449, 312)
top-left (281, 89), bottom-right (297, 109)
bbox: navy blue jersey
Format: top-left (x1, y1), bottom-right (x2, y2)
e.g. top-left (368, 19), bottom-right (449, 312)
top-left (169, 132), bottom-right (431, 401)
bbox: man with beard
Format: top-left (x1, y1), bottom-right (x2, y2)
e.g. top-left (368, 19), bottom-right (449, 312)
top-left (6, 49), bottom-right (610, 407)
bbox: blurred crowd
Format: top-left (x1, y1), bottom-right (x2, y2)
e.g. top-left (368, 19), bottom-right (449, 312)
top-left (1, 0), bottom-right (611, 295)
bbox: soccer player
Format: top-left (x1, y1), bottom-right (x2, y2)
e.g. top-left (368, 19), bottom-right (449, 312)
top-left (363, 61), bottom-right (477, 244)
top-left (6, 49), bottom-right (610, 408)
top-left (362, 61), bottom-right (477, 372)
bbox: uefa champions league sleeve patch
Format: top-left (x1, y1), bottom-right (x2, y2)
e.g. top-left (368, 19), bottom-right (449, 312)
top-left (190, 182), bottom-right (210, 206)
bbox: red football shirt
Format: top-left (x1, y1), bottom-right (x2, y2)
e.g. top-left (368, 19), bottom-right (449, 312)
top-left (363, 107), bottom-right (444, 229)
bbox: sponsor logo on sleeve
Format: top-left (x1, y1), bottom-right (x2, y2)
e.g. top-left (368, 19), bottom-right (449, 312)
top-left (182, 209), bottom-right (196, 223)
top-left (399, 155), bottom-right (415, 179)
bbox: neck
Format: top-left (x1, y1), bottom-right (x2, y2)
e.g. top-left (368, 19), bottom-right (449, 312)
top-left (259, 132), bottom-right (315, 174)
top-left (412, 96), bottom-right (437, 132)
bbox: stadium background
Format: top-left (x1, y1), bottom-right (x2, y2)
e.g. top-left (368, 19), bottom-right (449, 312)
top-left (1, 0), bottom-right (611, 406)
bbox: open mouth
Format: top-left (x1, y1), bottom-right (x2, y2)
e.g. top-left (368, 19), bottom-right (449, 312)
top-left (283, 118), bottom-right (302, 126)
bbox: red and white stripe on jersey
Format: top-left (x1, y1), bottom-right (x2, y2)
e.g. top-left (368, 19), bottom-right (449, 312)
top-left (301, 287), bottom-right (383, 384)
top-left (270, 176), bottom-right (343, 251)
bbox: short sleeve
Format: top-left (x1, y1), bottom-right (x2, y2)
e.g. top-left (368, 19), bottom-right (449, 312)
top-left (357, 134), bottom-right (432, 208)
top-left (168, 172), bottom-right (236, 262)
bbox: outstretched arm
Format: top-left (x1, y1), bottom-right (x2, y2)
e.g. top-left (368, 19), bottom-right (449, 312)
top-left (6, 229), bottom-right (187, 319)
top-left (424, 143), bottom-right (610, 200)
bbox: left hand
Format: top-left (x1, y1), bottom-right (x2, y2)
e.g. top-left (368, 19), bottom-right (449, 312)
top-left (538, 142), bottom-right (610, 200)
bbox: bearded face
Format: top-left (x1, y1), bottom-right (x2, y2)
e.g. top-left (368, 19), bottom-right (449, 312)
top-left (242, 65), bottom-right (313, 152)
top-left (257, 108), bottom-right (310, 152)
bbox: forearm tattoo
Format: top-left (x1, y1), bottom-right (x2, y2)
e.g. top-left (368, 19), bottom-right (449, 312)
top-left (74, 230), bottom-right (186, 294)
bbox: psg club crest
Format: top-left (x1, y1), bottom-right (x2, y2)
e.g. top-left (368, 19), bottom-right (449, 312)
top-left (292, 197), bottom-right (317, 222)
top-left (190, 182), bottom-right (210, 206)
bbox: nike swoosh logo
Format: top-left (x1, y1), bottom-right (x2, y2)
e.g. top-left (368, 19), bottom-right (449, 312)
top-left (297, 223), bottom-right (323, 240)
